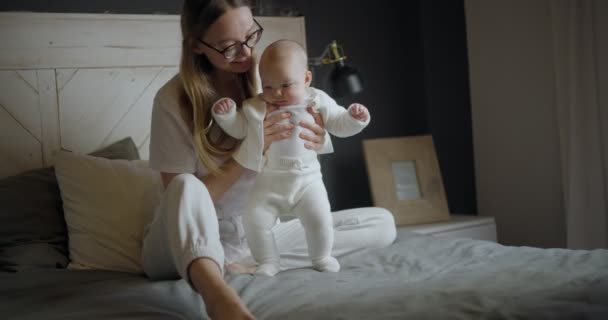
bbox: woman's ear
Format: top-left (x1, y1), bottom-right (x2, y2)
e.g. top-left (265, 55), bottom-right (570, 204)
top-left (304, 70), bottom-right (313, 87)
top-left (190, 38), bottom-right (205, 55)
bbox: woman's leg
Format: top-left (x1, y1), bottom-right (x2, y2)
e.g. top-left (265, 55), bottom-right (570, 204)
top-left (275, 206), bottom-right (397, 270)
top-left (141, 173), bottom-right (253, 319)
top-left (141, 173), bottom-right (224, 281)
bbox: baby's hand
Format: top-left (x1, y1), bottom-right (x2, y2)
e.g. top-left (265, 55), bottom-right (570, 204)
top-left (213, 97), bottom-right (235, 114)
top-left (348, 103), bottom-right (369, 122)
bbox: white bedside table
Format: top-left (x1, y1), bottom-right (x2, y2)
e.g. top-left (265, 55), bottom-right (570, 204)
top-left (398, 215), bottom-right (497, 242)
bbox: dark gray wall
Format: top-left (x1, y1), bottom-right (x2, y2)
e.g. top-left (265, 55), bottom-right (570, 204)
top-left (0, 0), bottom-right (181, 13)
top-left (2, 0), bottom-right (476, 214)
top-left (420, 0), bottom-right (477, 215)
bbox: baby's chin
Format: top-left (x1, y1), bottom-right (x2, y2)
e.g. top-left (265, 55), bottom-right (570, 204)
top-left (264, 99), bottom-right (301, 108)
top-left (278, 100), bottom-right (301, 107)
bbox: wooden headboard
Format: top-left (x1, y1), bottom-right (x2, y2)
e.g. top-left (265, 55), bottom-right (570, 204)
top-left (0, 12), bottom-right (306, 178)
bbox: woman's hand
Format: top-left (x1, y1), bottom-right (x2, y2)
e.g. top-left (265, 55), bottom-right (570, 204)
top-left (299, 106), bottom-right (326, 150)
top-left (263, 105), bottom-right (294, 153)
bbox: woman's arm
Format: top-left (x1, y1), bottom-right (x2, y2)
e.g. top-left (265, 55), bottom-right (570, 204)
top-left (161, 158), bottom-right (245, 202)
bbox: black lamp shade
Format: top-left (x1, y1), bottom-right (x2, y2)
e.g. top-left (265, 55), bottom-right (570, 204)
top-left (328, 60), bottom-right (363, 98)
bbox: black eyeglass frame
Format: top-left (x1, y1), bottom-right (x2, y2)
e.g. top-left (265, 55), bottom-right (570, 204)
top-left (198, 19), bottom-right (264, 60)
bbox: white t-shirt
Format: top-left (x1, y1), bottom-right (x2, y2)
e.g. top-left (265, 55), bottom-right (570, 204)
top-left (148, 75), bottom-right (256, 262)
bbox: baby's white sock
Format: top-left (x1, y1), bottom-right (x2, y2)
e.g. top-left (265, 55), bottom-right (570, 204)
top-left (312, 256), bottom-right (340, 272)
top-left (255, 262), bottom-right (280, 277)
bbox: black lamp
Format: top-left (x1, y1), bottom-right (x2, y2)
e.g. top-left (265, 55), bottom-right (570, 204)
top-left (309, 41), bottom-right (363, 98)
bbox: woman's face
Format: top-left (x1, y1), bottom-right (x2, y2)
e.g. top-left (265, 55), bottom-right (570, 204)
top-left (195, 6), bottom-right (258, 74)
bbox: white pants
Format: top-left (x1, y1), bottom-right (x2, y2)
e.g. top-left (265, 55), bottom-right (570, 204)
top-left (244, 155), bottom-right (334, 269)
top-left (141, 173), bottom-right (396, 283)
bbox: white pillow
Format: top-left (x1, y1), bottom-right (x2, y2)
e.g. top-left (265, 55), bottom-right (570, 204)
top-left (54, 151), bottom-right (161, 273)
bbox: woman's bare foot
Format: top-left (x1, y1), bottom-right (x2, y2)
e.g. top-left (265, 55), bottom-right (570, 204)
top-left (189, 258), bottom-right (256, 319)
top-left (206, 285), bottom-right (255, 320)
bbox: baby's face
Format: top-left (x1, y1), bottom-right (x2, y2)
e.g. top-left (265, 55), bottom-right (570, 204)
top-left (259, 59), bottom-right (309, 107)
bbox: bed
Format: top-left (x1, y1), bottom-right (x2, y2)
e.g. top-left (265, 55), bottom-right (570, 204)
top-left (1, 12), bottom-right (607, 320)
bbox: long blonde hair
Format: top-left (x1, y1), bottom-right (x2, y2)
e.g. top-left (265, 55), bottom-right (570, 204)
top-left (179, 0), bottom-right (257, 175)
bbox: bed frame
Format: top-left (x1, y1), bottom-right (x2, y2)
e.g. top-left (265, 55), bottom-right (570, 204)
top-left (0, 12), bottom-right (306, 179)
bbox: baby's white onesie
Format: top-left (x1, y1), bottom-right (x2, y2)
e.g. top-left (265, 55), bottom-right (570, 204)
top-left (212, 87), bottom-right (369, 276)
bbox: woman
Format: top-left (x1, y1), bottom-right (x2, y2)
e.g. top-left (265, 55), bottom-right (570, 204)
top-left (141, 1), bottom-right (397, 319)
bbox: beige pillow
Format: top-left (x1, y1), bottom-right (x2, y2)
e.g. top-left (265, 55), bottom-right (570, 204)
top-left (54, 151), bottom-right (160, 273)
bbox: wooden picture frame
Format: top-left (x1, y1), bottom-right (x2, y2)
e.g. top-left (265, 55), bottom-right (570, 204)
top-left (363, 135), bottom-right (450, 226)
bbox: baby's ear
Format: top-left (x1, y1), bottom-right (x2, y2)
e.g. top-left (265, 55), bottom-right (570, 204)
top-left (304, 70), bottom-right (313, 87)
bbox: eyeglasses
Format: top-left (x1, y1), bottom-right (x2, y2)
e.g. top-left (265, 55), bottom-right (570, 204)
top-left (199, 19), bottom-right (264, 60)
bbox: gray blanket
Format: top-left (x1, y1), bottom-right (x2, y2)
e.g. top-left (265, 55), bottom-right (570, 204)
top-left (2, 230), bottom-right (608, 319)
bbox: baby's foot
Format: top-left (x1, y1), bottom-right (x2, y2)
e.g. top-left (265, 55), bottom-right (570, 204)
top-left (312, 256), bottom-right (340, 272)
top-left (255, 262), bottom-right (280, 277)
top-left (212, 97), bottom-right (235, 114)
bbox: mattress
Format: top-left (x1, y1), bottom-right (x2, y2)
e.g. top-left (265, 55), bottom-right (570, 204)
top-left (2, 229), bottom-right (607, 320)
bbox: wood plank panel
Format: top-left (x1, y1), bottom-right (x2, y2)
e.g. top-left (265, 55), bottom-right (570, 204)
top-left (0, 71), bottom-right (41, 141)
top-left (38, 69), bottom-right (61, 166)
top-left (0, 13), bottom-right (181, 69)
top-left (101, 67), bottom-right (178, 160)
top-left (59, 67), bottom-right (164, 154)
top-left (0, 106), bottom-right (42, 178)
top-left (16, 70), bottom-right (39, 94)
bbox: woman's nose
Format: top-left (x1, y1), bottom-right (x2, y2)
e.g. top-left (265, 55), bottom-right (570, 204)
top-left (237, 45), bottom-right (252, 59)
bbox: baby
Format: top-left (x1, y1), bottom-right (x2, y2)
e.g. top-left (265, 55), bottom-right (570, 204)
top-left (212, 39), bottom-right (370, 276)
